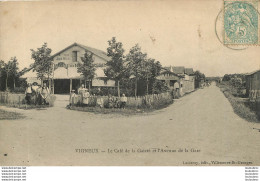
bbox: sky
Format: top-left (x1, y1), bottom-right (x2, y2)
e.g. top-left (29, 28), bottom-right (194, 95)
top-left (0, 0), bottom-right (259, 77)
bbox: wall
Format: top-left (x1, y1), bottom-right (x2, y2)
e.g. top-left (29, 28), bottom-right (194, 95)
top-left (182, 80), bottom-right (195, 94)
top-left (52, 45), bottom-right (115, 88)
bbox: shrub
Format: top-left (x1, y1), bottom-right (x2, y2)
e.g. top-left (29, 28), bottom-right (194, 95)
top-left (70, 92), bottom-right (173, 110)
top-left (152, 80), bottom-right (169, 94)
top-left (220, 88), bottom-right (259, 122)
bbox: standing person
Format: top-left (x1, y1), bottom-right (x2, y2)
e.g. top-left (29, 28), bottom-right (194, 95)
top-left (35, 84), bottom-right (42, 105)
top-left (31, 82), bottom-right (39, 92)
top-left (114, 97), bottom-right (120, 108)
top-left (120, 94), bottom-right (127, 109)
top-left (173, 82), bottom-right (180, 99)
top-left (78, 84), bottom-right (86, 106)
top-left (31, 82), bottom-right (39, 105)
top-left (82, 89), bottom-right (90, 107)
top-left (96, 95), bottom-right (104, 108)
top-left (39, 83), bottom-right (49, 105)
top-left (25, 83), bottom-right (33, 105)
top-left (69, 90), bottom-right (76, 107)
top-left (108, 94), bottom-right (113, 108)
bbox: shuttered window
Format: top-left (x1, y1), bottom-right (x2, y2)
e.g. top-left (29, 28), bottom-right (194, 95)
top-left (72, 51), bottom-right (77, 62)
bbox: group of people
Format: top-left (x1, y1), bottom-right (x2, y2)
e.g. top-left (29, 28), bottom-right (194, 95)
top-left (69, 84), bottom-right (93, 107)
top-left (69, 84), bottom-right (127, 109)
top-left (107, 94), bottom-right (127, 109)
top-left (25, 82), bottom-right (50, 105)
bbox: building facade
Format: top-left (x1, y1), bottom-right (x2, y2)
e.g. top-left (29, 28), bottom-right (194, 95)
top-left (246, 69), bottom-right (260, 100)
top-left (22, 43), bottom-right (115, 94)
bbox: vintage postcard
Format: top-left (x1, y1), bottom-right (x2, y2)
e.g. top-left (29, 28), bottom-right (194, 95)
top-left (0, 0), bottom-right (259, 166)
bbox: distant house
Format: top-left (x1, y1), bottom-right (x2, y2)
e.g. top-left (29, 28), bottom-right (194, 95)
top-left (22, 43), bottom-right (115, 94)
top-left (183, 68), bottom-right (195, 93)
top-left (156, 66), bottom-right (195, 96)
top-left (156, 68), bottom-right (180, 89)
top-left (172, 66), bottom-right (185, 76)
top-left (172, 66), bottom-right (195, 95)
top-left (245, 69), bottom-right (260, 100)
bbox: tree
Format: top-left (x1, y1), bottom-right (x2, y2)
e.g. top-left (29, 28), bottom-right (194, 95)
top-left (77, 51), bottom-right (96, 90)
top-left (222, 74), bottom-right (231, 81)
top-left (0, 60), bottom-right (5, 90)
top-left (141, 58), bottom-right (162, 94)
top-left (194, 70), bottom-right (205, 88)
top-left (126, 44), bottom-right (147, 97)
top-left (9, 57), bottom-right (19, 89)
top-left (2, 57), bottom-right (18, 91)
top-left (104, 37), bottom-right (125, 97)
top-left (141, 60), bottom-right (152, 95)
top-left (4, 62), bottom-right (11, 91)
top-left (152, 80), bottom-right (169, 94)
top-left (31, 43), bottom-right (52, 86)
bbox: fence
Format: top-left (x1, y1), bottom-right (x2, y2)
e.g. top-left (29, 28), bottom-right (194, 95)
top-left (248, 90), bottom-right (260, 119)
top-left (249, 90), bottom-right (260, 100)
top-left (0, 92), bottom-right (56, 107)
top-left (0, 92), bottom-right (25, 106)
top-left (71, 92), bottom-right (173, 109)
top-left (257, 99), bottom-right (260, 118)
top-left (253, 98), bottom-right (260, 118)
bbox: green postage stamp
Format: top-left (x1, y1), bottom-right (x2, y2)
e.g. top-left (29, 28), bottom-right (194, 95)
top-left (224, 0), bottom-right (259, 45)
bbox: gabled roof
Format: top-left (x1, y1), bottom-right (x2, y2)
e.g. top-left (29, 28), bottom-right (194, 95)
top-left (172, 66), bottom-right (185, 74)
top-left (157, 70), bottom-right (180, 80)
top-left (159, 69), bottom-right (180, 77)
top-left (163, 66), bottom-right (172, 72)
top-left (245, 69), bottom-right (260, 76)
top-left (20, 68), bottom-right (37, 78)
top-left (51, 42), bottom-right (111, 61)
top-left (185, 68), bottom-right (194, 75)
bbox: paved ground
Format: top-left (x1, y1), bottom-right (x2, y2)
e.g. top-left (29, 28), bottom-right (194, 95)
top-left (0, 84), bottom-right (260, 166)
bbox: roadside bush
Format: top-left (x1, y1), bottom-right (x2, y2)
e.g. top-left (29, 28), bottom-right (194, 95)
top-left (221, 88), bottom-right (259, 122)
top-left (70, 92), bottom-right (173, 111)
top-left (99, 87), bottom-right (117, 96)
top-left (219, 81), bottom-right (246, 98)
top-left (140, 92), bottom-right (173, 109)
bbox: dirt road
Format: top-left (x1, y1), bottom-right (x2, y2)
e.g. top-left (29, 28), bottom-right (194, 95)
top-left (0, 84), bottom-right (259, 166)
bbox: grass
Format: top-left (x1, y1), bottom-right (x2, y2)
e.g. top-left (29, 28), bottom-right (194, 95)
top-left (0, 103), bottom-right (51, 110)
top-left (9, 104), bottom-right (50, 110)
top-left (0, 109), bottom-right (25, 120)
top-left (218, 82), bottom-right (259, 123)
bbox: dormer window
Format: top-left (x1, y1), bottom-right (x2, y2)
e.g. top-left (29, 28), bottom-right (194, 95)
top-left (72, 51), bottom-right (77, 62)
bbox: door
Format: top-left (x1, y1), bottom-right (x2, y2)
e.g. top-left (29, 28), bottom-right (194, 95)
top-left (54, 79), bottom-right (70, 94)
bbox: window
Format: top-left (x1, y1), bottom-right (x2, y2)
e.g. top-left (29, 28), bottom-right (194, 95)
top-left (72, 51), bottom-right (77, 62)
top-left (170, 80), bottom-right (175, 87)
top-left (104, 79), bottom-right (108, 85)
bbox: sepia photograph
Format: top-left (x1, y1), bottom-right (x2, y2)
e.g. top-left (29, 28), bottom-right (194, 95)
top-left (0, 0), bottom-right (259, 167)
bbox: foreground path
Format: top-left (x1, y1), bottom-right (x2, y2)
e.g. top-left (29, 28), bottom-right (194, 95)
top-left (0, 85), bottom-right (259, 166)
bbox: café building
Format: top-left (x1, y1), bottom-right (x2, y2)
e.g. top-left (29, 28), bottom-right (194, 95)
top-left (22, 43), bottom-right (115, 94)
